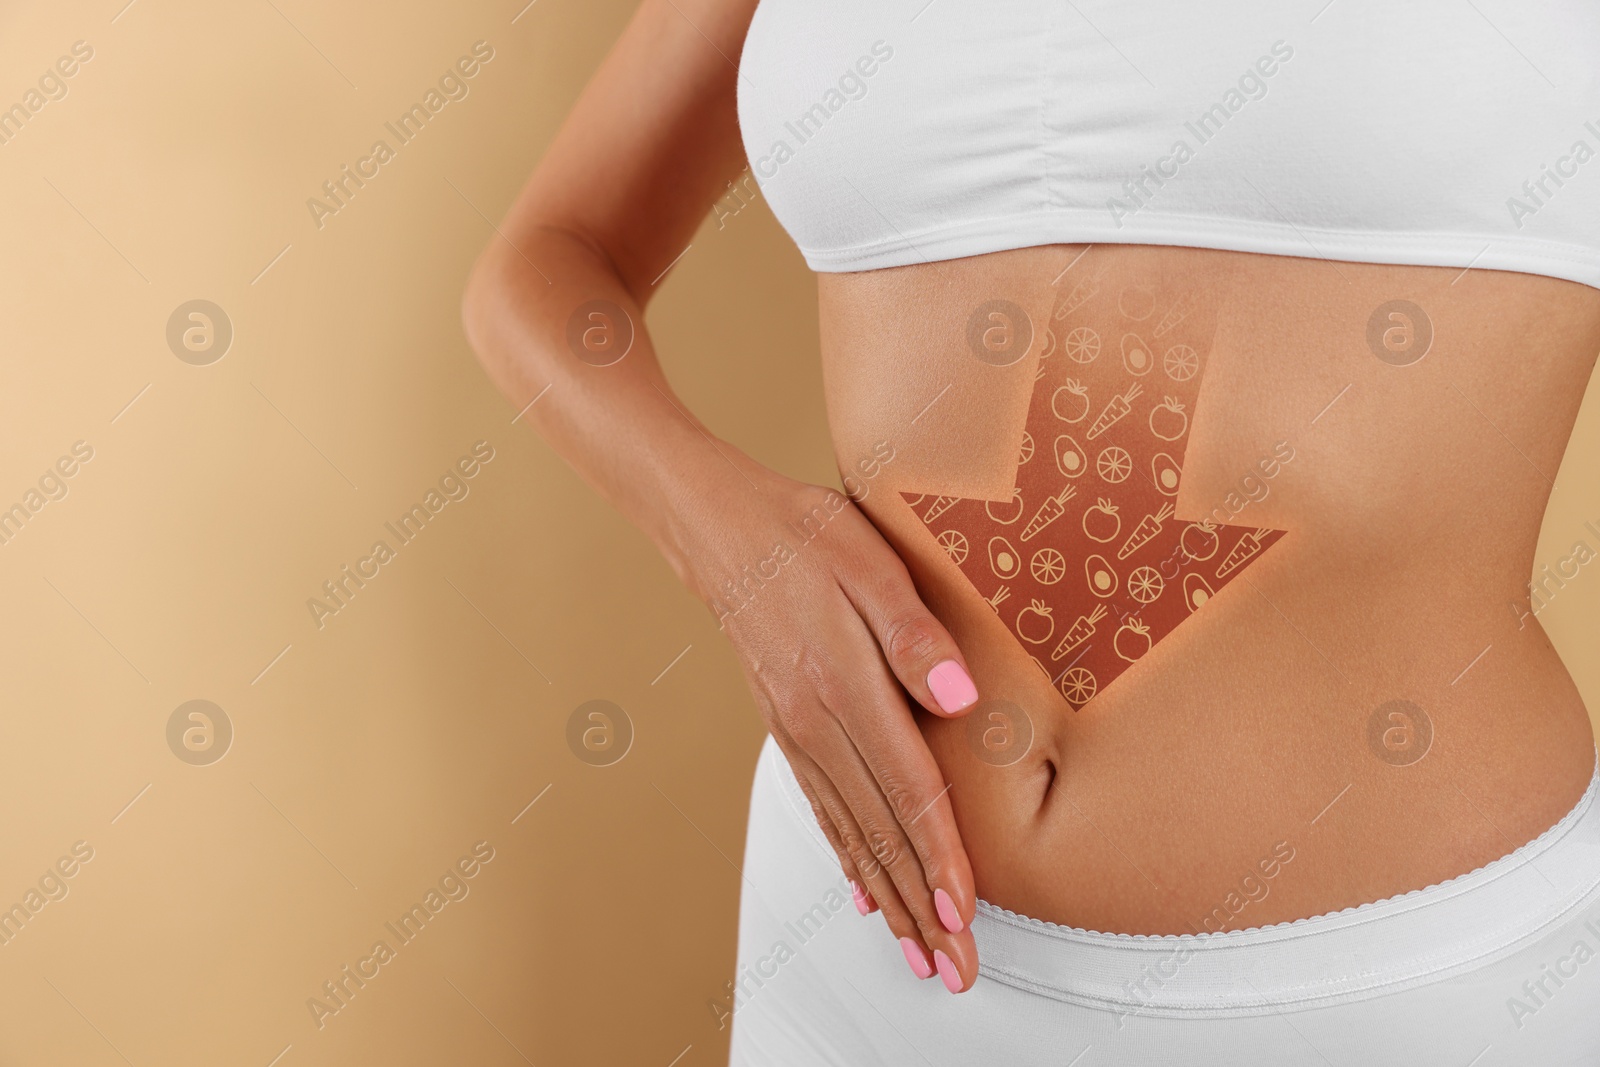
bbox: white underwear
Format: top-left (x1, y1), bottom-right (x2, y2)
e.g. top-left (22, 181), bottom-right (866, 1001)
top-left (731, 736), bottom-right (1600, 1065)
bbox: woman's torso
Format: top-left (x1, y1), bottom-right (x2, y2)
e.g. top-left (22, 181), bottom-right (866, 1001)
top-left (820, 246), bottom-right (1600, 934)
top-left (737, 0), bottom-right (1600, 933)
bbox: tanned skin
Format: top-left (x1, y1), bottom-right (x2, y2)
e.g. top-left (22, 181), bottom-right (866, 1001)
top-left (463, 0), bottom-right (1600, 990)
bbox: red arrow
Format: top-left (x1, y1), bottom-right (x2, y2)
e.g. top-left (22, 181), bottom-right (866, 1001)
top-left (902, 273), bottom-right (1285, 710)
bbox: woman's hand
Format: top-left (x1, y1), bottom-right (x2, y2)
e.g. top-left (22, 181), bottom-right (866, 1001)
top-left (672, 458), bottom-right (983, 992)
top-left (455, 0), bottom-right (982, 994)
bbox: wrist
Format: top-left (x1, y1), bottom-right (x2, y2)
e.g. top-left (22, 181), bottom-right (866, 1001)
top-left (644, 444), bottom-right (823, 614)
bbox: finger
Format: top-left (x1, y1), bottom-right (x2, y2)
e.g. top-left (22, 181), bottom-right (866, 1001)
top-left (743, 674), bottom-right (881, 917)
top-left (776, 732), bottom-right (946, 983)
top-left (819, 716), bottom-right (979, 991)
top-left (811, 713), bottom-right (978, 992)
top-left (773, 732), bottom-right (878, 915)
top-left (816, 612), bottom-right (979, 939)
top-left (832, 511), bottom-right (979, 717)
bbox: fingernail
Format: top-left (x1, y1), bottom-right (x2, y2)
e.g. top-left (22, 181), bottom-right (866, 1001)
top-left (933, 949), bottom-right (962, 993)
top-left (927, 660), bottom-right (978, 714)
top-left (851, 881), bottom-right (871, 917)
top-left (900, 938), bottom-right (934, 980)
top-left (934, 888), bottom-right (964, 933)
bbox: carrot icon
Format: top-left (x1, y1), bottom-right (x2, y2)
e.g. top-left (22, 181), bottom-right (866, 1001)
top-left (1054, 272), bottom-right (1101, 321)
top-left (1117, 501), bottom-right (1176, 560)
top-left (1216, 528), bottom-right (1273, 579)
top-left (922, 495), bottom-right (960, 523)
top-left (1153, 291), bottom-right (1196, 338)
top-left (1086, 382), bottom-right (1144, 440)
top-left (1020, 484), bottom-right (1078, 542)
top-left (1051, 603), bottom-right (1109, 661)
top-left (984, 585), bottom-right (1012, 613)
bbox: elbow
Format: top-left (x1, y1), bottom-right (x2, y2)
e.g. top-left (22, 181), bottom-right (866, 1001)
top-left (461, 237), bottom-right (542, 400)
top-left (459, 220), bottom-right (633, 394)
top-left (460, 242), bottom-right (507, 376)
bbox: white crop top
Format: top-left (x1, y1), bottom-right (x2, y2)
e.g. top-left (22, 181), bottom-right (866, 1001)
top-left (736, 0), bottom-right (1600, 288)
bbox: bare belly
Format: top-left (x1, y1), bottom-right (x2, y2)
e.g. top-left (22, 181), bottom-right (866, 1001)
top-left (819, 244), bottom-right (1600, 935)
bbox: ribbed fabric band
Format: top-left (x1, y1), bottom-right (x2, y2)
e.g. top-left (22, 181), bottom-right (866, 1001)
top-left (769, 741), bottom-right (1600, 1018)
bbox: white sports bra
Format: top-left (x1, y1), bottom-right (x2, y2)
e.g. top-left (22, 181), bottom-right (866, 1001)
top-left (736, 0), bottom-right (1600, 288)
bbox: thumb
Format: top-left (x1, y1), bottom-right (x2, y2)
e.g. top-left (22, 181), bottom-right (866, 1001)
top-left (838, 531), bottom-right (980, 718)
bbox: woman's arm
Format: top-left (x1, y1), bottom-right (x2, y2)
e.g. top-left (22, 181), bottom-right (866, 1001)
top-left (461, 0), bottom-right (983, 991)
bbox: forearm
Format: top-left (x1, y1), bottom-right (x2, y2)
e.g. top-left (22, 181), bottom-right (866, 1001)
top-left (461, 226), bottom-right (777, 601)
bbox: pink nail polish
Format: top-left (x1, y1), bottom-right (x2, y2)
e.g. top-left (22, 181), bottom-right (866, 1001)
top-left (934, 888), bottom-right (964, 933)
top-left (927, 660), bottom-right (978, 714)
top-left (852, 881), bottom-right (871, 917)
top-left (933, 949), bottom-right (962, 993)
top-left (900, 938), bottom-right (934, 980)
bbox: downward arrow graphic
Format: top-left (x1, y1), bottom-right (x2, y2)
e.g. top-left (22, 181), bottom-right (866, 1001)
top-left (902, 273), bottom-right (1285, 709)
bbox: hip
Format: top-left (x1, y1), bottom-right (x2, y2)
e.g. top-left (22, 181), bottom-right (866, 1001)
top-left (734, 734), bottom-right (1600, 1066)
top-left (918, 550), bottom-right (1599, 934)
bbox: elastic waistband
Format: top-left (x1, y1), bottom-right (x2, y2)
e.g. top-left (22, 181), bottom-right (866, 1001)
top-left (765, 740), bottom-right (1600, 1017)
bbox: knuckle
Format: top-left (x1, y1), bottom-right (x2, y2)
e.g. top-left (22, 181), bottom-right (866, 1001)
top-left (878, 774), bottom-right (923, 826)
top-left (865, 826), bottom-right (907, 873)
top-left (838, 824), bottom-right (869, 862)
top-left (882, 611), bottom-right (943, 671)
top-left (811, 670), bottom-right (849, 713)
top-left (812, 668), bottom-right (864, 716)
top-left (824, 828), bottom-right (859, 875)
top-left (840, 828), bottom-right (884, 879)
top-left (802, 794), bottom-right (833, 835)
top-left (784, 708), bottom-right (821, 749)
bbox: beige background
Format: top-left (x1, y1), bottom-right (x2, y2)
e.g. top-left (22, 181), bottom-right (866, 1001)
top-left (1, 1), bottom-right (1598, 1064)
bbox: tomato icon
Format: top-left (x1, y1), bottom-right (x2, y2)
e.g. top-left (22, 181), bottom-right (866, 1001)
top-left (1016, 600), bottom-right (1055, 645)
top-left (1149, 397), bottom-right (1189, 441)
top-left (1082, 498), bottom-right (1121, 543)
top-left (986, 488), bottom-right (1024, 525)
top-left (1180, 522), bottom-right (1219, 562)
top-left (1052, 380), bottom-right (1091, 423)
top-left (1114, 619), bottom-right (1153, 662)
